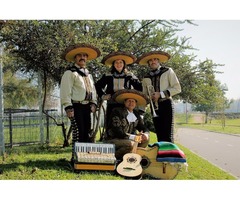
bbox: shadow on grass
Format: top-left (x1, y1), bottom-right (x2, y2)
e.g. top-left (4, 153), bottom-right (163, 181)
top-left (1, 158), bottom-right (73, 173)
top-left (5, 144), bottom-right (72, 155)
top-left (1, 144), bottom-right (74, 174)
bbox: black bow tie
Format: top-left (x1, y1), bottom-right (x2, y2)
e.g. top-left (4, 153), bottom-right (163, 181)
top-left (113, 71), bottom-right (125, 77)
top-left (151, 69), bottom-right (158, 73)
top-left (79, 68), bottom-right (89, 76)
top-left (150, 68), bottom-right (160, 76)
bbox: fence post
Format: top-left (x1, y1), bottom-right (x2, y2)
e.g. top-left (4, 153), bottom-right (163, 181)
top-left (0, 46), bottom-right (5, 156)
top-left (38, 71), bottom-right (44, 144)
top-left (46, 110), bottom-right (50, 144)
top-left (9, 109), bottom-right (13, 148)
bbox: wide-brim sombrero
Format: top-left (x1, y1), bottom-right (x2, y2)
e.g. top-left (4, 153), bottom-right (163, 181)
top-left (61, 43), bottom-right (101, 62)
top-left (112, 89), bottom-right (149, 107)
top-left (101, 51), bottom-right (136, 66)
top-left (136, 51), bottom-right (171, 65)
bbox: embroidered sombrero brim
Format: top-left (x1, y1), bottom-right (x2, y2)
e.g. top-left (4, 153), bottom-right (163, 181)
top-left (112, 89), bottom-right (149, 107)
top-left (61, 43), bottom-right (101, 62)
top-left (136, 51), bottom-right (170, 65)
top-left (101, 51), bottom-right (136, 66)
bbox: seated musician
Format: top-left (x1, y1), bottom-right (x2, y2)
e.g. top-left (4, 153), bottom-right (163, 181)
top-left (103, 89), bottom-right (150, 160)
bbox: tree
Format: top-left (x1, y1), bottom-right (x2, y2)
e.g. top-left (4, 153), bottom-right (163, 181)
top-left (0, 20), bottom-right (197, 104)
top-left (1, 20), bottom-right (229, 142)
top-left (1, 51), bottom-right (39, 109)
top-left (1, 20), bottom-right (227, 105)
top-left (191, 60), bottom-right (231, 123)
top-left (1, 21), bottom-right (227, 102)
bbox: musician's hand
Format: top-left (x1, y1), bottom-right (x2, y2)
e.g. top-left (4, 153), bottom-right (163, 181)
top-left (66, 108), bottom-right (74, 118)
top-left (141, 133), bottom-right (149, 143)
top-left (90, 104), bottom-right (97, 113)
top-left (102, 94), bottom-right (111, 100)
top-left (135, 131), bottom-right (144, 143)
top-left (134, 135), bottom-right (142, 143)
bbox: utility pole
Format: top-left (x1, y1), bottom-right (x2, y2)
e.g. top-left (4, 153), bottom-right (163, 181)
top-left (0, 46), bottom-right (5, 156)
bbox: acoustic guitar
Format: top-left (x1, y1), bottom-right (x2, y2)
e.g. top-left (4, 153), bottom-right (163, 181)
top-left (136, 146), bottom-right (179, 180)
top-left (116, 135), bottom-right (142, 178)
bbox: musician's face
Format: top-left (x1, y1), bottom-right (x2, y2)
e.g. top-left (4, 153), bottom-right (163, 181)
top-left (148, 58), bottom-right (160, 70)
top-left (75, 53), bottom-right (88, 67)
top-left (124, 98), bottom-right (137, 112)
top-left (114, 59), bottom-right (125, 72)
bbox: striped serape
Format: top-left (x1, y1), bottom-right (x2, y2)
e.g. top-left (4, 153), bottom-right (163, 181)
top-left (148, 142), bottom-right (187, 163)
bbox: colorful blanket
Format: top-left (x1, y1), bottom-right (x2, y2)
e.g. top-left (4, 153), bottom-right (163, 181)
top-left (148, 142), bottom-right (187, 163)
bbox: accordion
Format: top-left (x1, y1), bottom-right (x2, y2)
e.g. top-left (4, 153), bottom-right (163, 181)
top-left (74, 142), bottom-right (117, 171)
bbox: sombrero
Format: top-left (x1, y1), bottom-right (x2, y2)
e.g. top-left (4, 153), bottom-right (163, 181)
top-left (136, 50), bottom-right (171, 65)
top-left (112, 89), bottom-right (149, 107)
top-left (101, 51), bottom-right (136, 67)
top-left (61, 43), bottom-right (101, 62)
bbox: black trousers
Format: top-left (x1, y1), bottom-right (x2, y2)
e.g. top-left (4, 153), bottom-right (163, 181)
top-left (153, 98), bottom-right (174, 142)
top-left (73, 103), bottom-right (92, 142)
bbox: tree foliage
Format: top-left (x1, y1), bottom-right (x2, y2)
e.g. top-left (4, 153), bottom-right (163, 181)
top-left (191, 60), bottom-right (231, 122)
top-left (0, 20), bottom-right (228, 112)
top-left (3, 69), bottom-right (38, 108)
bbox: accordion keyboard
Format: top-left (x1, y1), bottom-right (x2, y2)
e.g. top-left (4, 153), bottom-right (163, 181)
top-left (75, 142), bottom-right (116, 164)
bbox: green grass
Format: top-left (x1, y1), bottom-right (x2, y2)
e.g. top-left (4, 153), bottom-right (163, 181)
top-left (178, 123), bottom-right (240, 135)
top-left (175, 113), bottom-right (240, 135)
top-left (0, 130), bottom-right (237, 180)
top-left (1, 113), bottom-right (238, 180)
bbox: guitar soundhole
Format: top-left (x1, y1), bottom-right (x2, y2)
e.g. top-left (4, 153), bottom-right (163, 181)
top-left (127, 157), bottom-right (137, 163)
top-left (140, 156), bottom-right (150, 168)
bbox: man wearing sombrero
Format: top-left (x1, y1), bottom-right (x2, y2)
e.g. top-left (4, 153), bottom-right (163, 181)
top-left (60, 43), bottom-right (101, 147)
top-left (136, 51), bottom-right (181, 143)
top-left (95, 51), bottom-right (142, 133)
top-left (103, 89), bottom-right (150, 160)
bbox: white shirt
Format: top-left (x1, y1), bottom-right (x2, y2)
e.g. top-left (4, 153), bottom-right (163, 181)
top-left (127, 110), bottom-right (137, 123)
top-left (60, 64), bottom-right (97, 109)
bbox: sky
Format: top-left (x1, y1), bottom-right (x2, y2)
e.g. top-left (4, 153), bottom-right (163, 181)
top-left (176, 20), bottom-right (240, 100)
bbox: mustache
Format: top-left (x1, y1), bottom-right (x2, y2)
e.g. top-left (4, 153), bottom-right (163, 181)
top-left (79, 58), bottom-right (86, 62)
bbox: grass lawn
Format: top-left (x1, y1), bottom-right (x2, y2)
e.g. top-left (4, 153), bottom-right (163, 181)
top-left (0, 112), bottom-right (238, 180)
top-left (175, 113), bottom-right (240, 135)
top-left (1, 114), bottom-right (238, 200)
top-left (0, 130), bottom-right (236, 180)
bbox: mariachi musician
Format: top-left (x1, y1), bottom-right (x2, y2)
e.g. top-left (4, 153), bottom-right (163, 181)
top-left (60, 43), bottom-right (101, 145)
top-left (95, 51), bottom-right (142, 132)
top-left (103, 89), bottom-right (150, 160)
top-left (136, 51), bottom-right (181, 143)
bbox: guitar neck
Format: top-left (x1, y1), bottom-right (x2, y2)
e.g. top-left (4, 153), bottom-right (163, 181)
top-left (132, 141), bottom-right (138, 153)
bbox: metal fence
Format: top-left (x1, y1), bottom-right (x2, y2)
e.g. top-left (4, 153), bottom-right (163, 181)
top-left (3, 108), bottom-right (68, 148)
top-left (210, 112), bottom-right (240, 119)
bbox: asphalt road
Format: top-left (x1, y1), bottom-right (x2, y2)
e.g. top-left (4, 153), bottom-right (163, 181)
top-left (175, 127), bottom-right (240, 179)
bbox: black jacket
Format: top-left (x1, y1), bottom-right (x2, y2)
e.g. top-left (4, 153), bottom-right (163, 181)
top-left (106, 107), bottom-right (149, 139)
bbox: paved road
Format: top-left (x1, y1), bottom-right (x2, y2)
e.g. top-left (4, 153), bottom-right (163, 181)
top-left (175, 127), bottom-right (240, 179)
